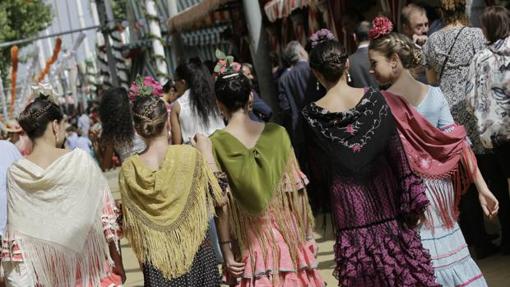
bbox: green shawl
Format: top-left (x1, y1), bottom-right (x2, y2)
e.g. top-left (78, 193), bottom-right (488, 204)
top-left (210, 123), bottom-right (291, 214)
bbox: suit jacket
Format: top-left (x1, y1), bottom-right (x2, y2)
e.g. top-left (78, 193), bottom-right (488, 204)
top-left (348, 46), bottom-right (379, 89)
top-left (277, 61), bottom-right (324, 148)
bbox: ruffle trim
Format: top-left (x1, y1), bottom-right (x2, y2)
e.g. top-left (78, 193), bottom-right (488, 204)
top-left (225, 241), bottom-right (324, 287)
top-left (335, 220), bottom-right (440, 287)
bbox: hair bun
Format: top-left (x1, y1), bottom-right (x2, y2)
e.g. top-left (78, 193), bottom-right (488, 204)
top-left (310, 29), bottom-right (337, 48)
top-left (369, 17), bottom-right (394, 40)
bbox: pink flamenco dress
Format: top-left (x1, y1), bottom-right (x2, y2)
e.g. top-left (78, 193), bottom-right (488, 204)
top-left (217, 146), bottom-right (324, 287)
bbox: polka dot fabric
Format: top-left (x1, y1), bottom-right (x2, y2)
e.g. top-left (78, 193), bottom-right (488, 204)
top-left (142, 238), bottom-right (221, 287)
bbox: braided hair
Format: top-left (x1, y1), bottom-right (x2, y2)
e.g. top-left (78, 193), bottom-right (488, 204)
top-left (18, 95), bottom-right (63, 140)
top-left (369, 32), bottom-right (423, 69)
top-left (132, 96), bottom-right (168, 138)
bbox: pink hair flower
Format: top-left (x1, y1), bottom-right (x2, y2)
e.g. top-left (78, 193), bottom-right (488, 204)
top-left (128, 75), bottom-right (163, 101)
top-left (310, 29), bottom-right (336, 48)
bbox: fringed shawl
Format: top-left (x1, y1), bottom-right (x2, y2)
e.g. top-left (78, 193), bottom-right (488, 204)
top-left (382, 91), bottom-right (477, 228)
top-left (7, 149), bottom-right (112, 287)
top-left (210, 123), bottom-right (315, 272)
top-left (119, 145), bottom-right (224, 280)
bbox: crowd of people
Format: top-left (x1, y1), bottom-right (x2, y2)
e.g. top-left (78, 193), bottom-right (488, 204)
top-left (0, 0), bottom-right (509, 286)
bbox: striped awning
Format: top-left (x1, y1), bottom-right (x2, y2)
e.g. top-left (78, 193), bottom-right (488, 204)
top-left (177, 0), bottom-right (202, 12)
top-left (168, 0), bottom-right (234, 33)
top-left (264, 0), bottom-right (312, 22)
top-left (181, 25), bottom-right (230, 46)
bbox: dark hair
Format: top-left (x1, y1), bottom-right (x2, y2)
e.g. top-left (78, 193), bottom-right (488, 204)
top-left (309, 39), bottom-right (348, 83)
top-left (480, 6), bottom-right (510, 44)
top-left (355, 21), bottom-right (371, 42)
top-left (132, 96), bottom-right (168, 138)
top-left (98, 87), bottom-right (134, 148)
top-left (175, 61), bottom-right (219, 127)
top-left (440, 0), bottom-right (468, 25)
top-left (215, 73), bottom-right (252, 112)
top-left (18, 95), bottom-right (63, 140)
top-left (162, 79), bottom-right (176, 93)
top-left (369, 32), bottom-right (423, 69)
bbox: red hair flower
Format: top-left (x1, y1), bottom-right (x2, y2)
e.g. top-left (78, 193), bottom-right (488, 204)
top-left (369, 17), bottom-right (393, 40)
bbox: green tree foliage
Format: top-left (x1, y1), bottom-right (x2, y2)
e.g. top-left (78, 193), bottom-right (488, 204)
top-left (112, 0), bottom-right (128, 21)
top-left (0, 0), bottom-right (52, 82)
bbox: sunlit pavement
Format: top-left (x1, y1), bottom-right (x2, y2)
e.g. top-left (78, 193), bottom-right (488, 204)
top-left (104, 170), bottom-right (510, 287)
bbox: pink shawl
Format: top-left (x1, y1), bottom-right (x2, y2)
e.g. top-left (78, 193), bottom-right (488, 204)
top-left (382, 91), bottom-right (477, 228)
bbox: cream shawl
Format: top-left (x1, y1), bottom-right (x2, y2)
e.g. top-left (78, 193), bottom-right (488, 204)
top-left (7, 149), bottom-right (112, 287)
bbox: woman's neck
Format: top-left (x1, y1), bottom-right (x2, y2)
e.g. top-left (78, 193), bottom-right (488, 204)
top-left (144, 135), bottom-right (168, 156)
top-left (444, 20), bottom-right (465, 29)
top-left (227, 109), bottom-right (254, 129)
top-left (315, 76), bottom-right (365, 113)
top-left (388, 69), bottom-right (427, 107)
top-left (31, 138), bottom-right (57, 155)
top-left (325, 76), bottom-right (349, 92)
top-left (140, 133), bottom-right (169, 170)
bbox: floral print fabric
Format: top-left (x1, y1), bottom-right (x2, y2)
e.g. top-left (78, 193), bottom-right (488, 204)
top-left (466, 36), bottom-right (510, 148)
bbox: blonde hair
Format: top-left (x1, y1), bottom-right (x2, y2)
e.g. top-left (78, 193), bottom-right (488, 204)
top-left (369, 32), bottom-right (423, 69)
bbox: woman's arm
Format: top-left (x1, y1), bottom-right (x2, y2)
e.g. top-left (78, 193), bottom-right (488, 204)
top-left (464, 152), bottom-right (499, 218)
top-left (108, 241), bottom-right (126, 283)
top-left (100, 142), bottom-right (114, 171)
top-left (192, 134), bottom-right (245, 277)
top-left (170, 102), bottom-right (182, 144)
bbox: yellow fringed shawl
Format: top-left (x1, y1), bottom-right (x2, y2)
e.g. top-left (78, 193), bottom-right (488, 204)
top-left (118, 145), bottom-right (224, 280)
top-left (211, 124), bottom-right (315, 273)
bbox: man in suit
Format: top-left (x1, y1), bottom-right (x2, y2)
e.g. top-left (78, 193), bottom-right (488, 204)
top-left (278, 41), bottom-right (325, 211)
top-left (348, 21), bottom-right (379, 89)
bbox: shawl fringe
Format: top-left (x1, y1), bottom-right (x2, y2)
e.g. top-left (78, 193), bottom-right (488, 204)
top-left (422, 144), bottom-right (477, 230)
top-left (16, 218), bottom-right (112, 287)
top-left (122, 155), bottom-right (221, 280)
top-left (226, 151), bottom-right (314, 281)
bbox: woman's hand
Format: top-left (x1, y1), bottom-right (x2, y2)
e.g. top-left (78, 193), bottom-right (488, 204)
top-left (478, 188), bottom-right (499, 218)
top-left (191, 133), bottom-right (213, 157)
top-left (224, 254), bottom-right (245, 278)
top-left (112, 263), bottom-right (126, 283)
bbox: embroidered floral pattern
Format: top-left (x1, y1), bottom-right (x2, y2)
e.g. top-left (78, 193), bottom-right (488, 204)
top-left (303, 89), bottom-right (389, 152)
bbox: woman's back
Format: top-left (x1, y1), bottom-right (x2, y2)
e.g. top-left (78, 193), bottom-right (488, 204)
top-left (177, 90), bottom-right (225, 143)
top-left (5, 149), bottom-right (119, 286)
top-left (424, 27), bottom-right (486, 153)
top-left (416, 86), bottom-right (455, 129)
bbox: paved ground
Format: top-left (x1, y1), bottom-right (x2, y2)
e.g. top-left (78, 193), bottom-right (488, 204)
top-left (105, 170), bottom-right (510, 286)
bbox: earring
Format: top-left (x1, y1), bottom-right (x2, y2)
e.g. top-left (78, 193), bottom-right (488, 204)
top-left (347, 72), bottom-right (352, 83)
top-left (316, 81), bottom-right (320, 91)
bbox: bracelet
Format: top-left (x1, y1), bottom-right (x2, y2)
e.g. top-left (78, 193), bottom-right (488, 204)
top-left (220, 240), bottom-right (232, 245)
